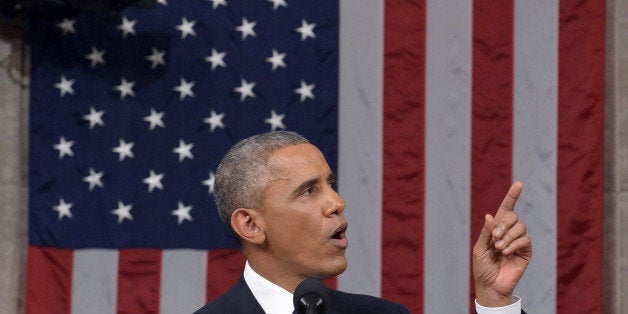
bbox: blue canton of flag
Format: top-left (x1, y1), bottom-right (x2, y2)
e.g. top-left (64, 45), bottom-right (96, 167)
top-left (29, 0), bottom-right (339, 249)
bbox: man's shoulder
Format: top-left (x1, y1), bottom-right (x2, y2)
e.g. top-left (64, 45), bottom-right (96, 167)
top-left (193, 276), bottom-right (409, 314)
top-left (192, 293), bottom-right (235, 314)
top-left (192, 276), bottom-right (264, 314)
top-left (329, 290), bottom-right (410, 314)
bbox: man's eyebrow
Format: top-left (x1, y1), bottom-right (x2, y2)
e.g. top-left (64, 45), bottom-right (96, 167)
top-left (327, 173), bottom-right (336, 183)
top-left (292, 177), bottom-right (319, 196)
top-left (292, 173), bottom-right (336, 194)
top-left (291, 174), bottom-right (336, 196)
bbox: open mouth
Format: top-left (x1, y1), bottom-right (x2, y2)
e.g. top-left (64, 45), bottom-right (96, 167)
top-left (331, 223), bottom-right (348, 240)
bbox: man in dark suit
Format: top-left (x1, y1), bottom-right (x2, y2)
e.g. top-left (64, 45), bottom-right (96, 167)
top-left (194, 131), bottom-right (532, 313)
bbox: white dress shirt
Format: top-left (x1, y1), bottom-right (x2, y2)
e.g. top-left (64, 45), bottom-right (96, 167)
top-left (244, 262), bottom-right (295, 314)
top-left (475, 295), bottom-right (521, 314)
top-left (244, 261), bottom-right (522, 314)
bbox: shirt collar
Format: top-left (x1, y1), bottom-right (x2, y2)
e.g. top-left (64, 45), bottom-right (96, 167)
top-left (243, 261), bottom-right (295, 314)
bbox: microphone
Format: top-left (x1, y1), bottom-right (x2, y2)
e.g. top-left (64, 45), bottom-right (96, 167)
top-left (293, 279), bottom-right (331, 314)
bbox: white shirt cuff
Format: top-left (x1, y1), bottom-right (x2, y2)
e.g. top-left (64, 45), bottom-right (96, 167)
top-left (475, 295), bottom-right (521, 314)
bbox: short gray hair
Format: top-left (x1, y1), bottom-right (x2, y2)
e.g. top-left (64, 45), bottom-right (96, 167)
top-left (214, 131), bottom-right (309, 228)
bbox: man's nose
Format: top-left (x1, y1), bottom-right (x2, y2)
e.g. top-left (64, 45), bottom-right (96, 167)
top-left (324, 189), bottom-right (346, 217)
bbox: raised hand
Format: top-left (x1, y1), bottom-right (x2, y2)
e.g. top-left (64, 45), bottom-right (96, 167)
top-left (472, 181), bottom-right (532, 307)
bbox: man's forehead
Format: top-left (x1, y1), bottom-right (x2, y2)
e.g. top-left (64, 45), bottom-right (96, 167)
top-left (268, 143), bottom-right (330, 175)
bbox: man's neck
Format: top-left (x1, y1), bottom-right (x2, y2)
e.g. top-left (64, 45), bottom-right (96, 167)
top-left (246, 257), bottom-right (303, 293)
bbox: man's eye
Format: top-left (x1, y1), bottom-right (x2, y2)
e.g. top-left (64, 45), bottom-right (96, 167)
top-left (301, 186), bottom-right (316, 196)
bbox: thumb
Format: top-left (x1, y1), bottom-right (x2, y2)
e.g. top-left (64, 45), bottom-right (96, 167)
top-left (476, 214), bottom-right (496, 247)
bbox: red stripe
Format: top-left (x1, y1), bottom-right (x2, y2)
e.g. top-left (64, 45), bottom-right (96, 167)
top-left (205, 249), bottom-right (246, 302)
top-left (25, 246), bottom-right (73, 314)
top-left (557, 0), bottom-right (605, 312)
top-left (471, 0), bottom-right (514, 310)
top-left (117, 249), bottom-right (161, 313)
top-left (382, 1), bottom-right (425, 312)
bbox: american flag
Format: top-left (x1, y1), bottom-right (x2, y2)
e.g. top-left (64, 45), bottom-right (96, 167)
top-left (26, 0), bottom-right (605, 313)
top-left (28, 0), bottom-right (338, 313)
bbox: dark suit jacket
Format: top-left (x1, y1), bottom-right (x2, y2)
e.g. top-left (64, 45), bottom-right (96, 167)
top-left (193, 275), bottom-right (409, 314)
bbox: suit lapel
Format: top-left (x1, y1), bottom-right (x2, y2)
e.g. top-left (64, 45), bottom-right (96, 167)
top-left (230, 275), bottom-right (266, 313)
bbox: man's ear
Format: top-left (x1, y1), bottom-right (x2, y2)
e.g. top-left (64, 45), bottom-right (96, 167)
top-left (230, 208), bottom-right (265, 245)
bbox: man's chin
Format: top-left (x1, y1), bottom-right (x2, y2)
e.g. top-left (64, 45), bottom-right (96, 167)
top-left (321, 257), bottom-right (348, 278)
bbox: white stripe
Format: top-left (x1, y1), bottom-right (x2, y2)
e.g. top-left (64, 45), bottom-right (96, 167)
top-left (424, 0), bottom-right (472, 312)
top-left (337, 0), bottom-right (384, 297)
top-left (160, 249), bottom-right (207, 314)
top-left (71, 249), bottom-right (118, 314)
top-left (513, 1), bottom-right (558, 312)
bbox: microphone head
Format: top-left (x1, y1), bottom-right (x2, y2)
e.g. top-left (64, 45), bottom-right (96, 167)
top-left (293, 279), bottom-right (331, 314)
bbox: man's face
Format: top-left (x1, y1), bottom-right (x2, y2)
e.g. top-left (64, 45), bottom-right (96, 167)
top-left (258, 143), bottom-right (348, 281)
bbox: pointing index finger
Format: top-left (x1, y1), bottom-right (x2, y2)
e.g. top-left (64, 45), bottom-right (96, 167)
top-left (494, 181), bottom-right (523, 221)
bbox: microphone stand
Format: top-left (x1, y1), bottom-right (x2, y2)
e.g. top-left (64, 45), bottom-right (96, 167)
top-left (299, 293), bottom-right (324, 314)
